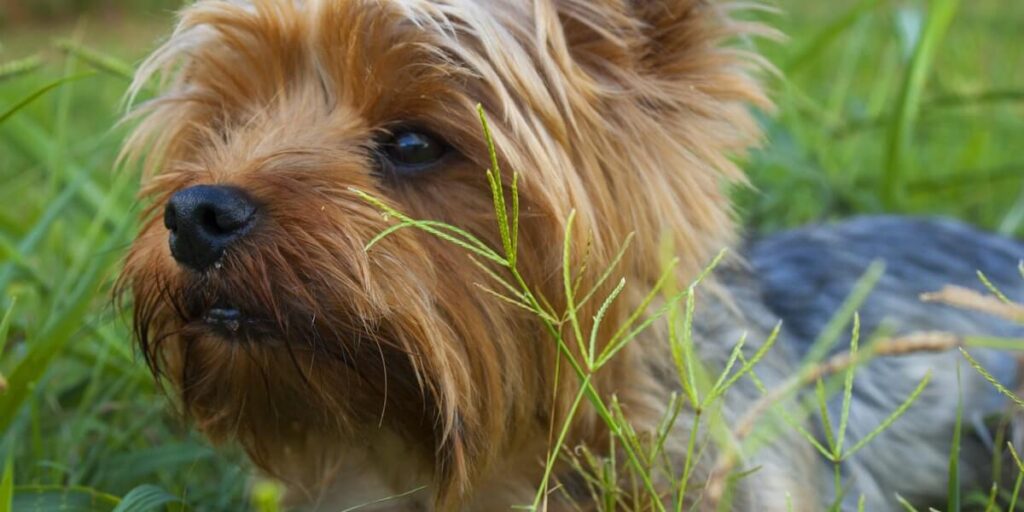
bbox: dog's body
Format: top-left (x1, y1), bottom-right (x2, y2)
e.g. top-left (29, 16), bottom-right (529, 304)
top-left (265, 215), bottom-right (1024, 512)
top-left (741, 216), bottom-right (1023, 510)
top-left (118, 1), bottom-right (1024, 510)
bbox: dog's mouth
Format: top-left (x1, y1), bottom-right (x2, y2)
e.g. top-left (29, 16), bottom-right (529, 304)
top-left (165, 265), bottom-right (355, 347)
top-left (188, 300), bottom-right (277, 340)
top-left (202, 306), bottom-right (245, 332)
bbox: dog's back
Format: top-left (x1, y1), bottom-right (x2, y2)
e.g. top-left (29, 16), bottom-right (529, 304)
top-left (745, 216), bottom-right (1024, 510)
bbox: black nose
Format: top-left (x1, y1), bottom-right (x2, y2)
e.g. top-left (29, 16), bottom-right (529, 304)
top-left (164, 185), bottom-right (257, 271)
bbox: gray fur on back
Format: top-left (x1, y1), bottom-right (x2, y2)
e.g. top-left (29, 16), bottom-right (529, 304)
top-left (743, 216), bottom-right (1024, 510)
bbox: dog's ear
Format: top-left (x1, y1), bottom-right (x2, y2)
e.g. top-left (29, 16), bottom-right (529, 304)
top-left (540, 0), bottom-right (773, 282)
top-left (554, 1), bottom-right (772, 85)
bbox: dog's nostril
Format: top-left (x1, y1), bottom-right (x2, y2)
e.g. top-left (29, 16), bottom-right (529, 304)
top-left (198, 207), bottom-right (221, 234)
top-left (210, 204), bottom-right (252, 234)
top-left (164, 185), bottom-right (257, 271)
top-left (196, 205), bottom-right (242, 236)
top-left (163, 202), bottom-right (178, 232)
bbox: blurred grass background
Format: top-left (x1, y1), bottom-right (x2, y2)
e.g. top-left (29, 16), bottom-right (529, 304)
top-left (0, 0), bottom-right (1021, 510)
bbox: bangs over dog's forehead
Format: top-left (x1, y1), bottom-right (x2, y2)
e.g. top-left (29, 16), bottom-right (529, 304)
top-left (135, 0), bottom-right (585, 147)
top-left (128, 0), bottom-right (770, 281)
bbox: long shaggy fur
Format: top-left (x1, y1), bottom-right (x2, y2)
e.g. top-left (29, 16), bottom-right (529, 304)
top-left (118, 1), bottom-right (1023, 511)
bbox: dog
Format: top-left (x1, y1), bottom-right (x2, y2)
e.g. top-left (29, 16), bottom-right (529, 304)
top-left (117, 1), bottom-right (1024, 510)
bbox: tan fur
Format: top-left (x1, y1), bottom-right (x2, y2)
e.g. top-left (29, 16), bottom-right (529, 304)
top-left (118, 0), bottom-right (776, 509)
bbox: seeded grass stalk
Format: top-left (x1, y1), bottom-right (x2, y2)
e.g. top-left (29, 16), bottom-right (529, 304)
top-left (949, 272), bottom-right (1024, 416)
top-left (55, 40), bottom-right (137, 83)
top-left (356, 107), bottom-right (769, 510)
top-left (359, 106), bottom-right (873, 511)
top-left (0, 56), bottom-right (44, 82)
top-left (961, 349), bottom-right (1024, 410)
top-left (354, 108), bottom-right (1017, 511)
top-left (356, 106), bottom-right (679, 510)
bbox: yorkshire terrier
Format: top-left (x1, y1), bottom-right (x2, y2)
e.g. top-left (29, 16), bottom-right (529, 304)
top-left (118, 1), bottom-right (1024, 510)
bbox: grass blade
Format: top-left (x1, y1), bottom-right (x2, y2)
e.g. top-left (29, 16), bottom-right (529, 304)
top-left (111, 485), bottom-right (180, 512)
top-left (708, 334), bottom-right (747, 400)
top-left (947, 363), bottom-right (963, 512)
top-left (785, 0), bottom-right (881, 74)
top-left (0, 455), bottom-right (12, 512)
top-left (844, 372), bottom-right (932, 458)
top-left (0, 215), bottom-right (132, 433)
top-left (338, 486), bottom-right (427, 512)
top-left (707, 323), bottom-right (782, 404)
top-left (1009, 442), bottom-right (1024, 511)
top-left (802, 262), bottom-right (884, 366)
top-left (896, 493), bottom-right (920, 512)
top-left (0, 299), bottom-right (14, 394)
top-left (350, 188), bottom-right (507, 266)
top-left (10, 486), bottom-right (119, 512)
top-left (882, 0), bottom-right (960, 208)
top-left (562, 210), bottom-right (587, 360)
top-left (0, 73), bottom-right (93, 125)
top-left (0, 298), bottom-right (15, 357)
top-left (816, 379), bottom-right (837, 454)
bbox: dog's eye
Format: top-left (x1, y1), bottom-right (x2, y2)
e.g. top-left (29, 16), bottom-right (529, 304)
top-left (378, 129), bottom-right (448, 176)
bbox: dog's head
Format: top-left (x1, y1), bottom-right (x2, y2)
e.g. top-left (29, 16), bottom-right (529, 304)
top-left (118, 0), bottom-right (766, 503)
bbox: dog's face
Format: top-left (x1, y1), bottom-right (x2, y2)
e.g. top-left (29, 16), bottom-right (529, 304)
top-left (119, 0), bottom-right (765, 502)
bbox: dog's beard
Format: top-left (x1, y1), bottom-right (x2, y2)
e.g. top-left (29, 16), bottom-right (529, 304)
top-left (117, 202), bottom-right (558, 502)
top-left (119, 213), bottom-right (457, 481)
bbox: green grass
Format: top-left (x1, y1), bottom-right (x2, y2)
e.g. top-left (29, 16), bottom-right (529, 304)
top-left (740, 0), bottom-right (1024, 235)
top-left (0, 0), bottom-right (1022, 510)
